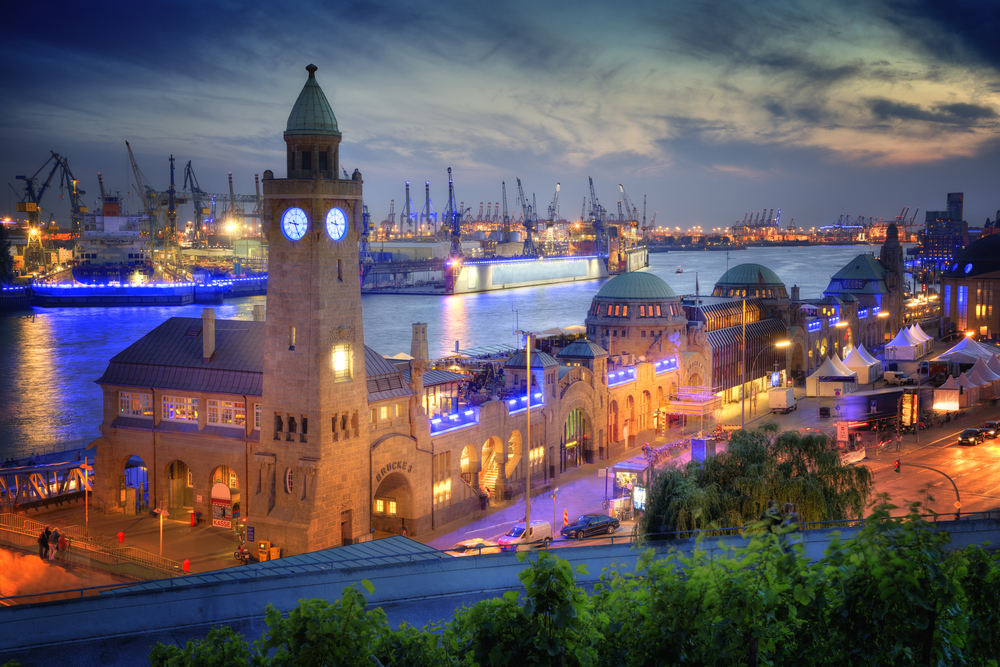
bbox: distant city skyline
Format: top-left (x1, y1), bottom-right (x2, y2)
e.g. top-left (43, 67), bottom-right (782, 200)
top-left (2, 0), bottom-right (997, 230)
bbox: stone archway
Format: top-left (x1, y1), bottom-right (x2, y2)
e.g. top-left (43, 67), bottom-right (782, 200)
top-left (210, 466), bottom-right (240, 530)
top-left (639, 391), bottom-right (651, 432)
top-left (563, 407), bottom-right (591, 470)
top-left (460, 444), bottom-right (479, 488)
top-left (506, 430), bottom-right (523, 484)
top-left (121, 455), bottom-right (148, 515)
top-left (480, 436), bottom-right (504, 498)
top-left (625, 395), bottom-right (636, 447)
top-left (164, 460), bottom-right (193, 513)
top-left (372, 471), bottom-right (413, 537)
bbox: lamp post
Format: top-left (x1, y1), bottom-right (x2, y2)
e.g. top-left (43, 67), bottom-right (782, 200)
top-left (742, 340), bottom-right (790, 429)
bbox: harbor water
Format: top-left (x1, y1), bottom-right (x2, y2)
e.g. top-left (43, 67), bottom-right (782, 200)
top-left (0, 245), bottom-right (879, 460)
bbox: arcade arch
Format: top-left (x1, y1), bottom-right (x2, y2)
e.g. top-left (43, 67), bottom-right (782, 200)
top-left (506, 430), bottom-right (523, 483)
top-left (562, 407), bottom-right (590, 470)
top-left (460, 444), bottom-right (478, 487)
top-left (210, 466), bottom-right (240, 530)
top-left (164, 460), bottom-right (193, 513)
top-left (609, 400), bottom-right (620, 443)
top-left (480, 436), bottom-right (503, 498)
top-left (625, 395), bottom-right (636, 446)
top-left (372, 471), bottom-right (413, 536)
top-left (122, 455), bottom-right (148, 514)
top-left (639, 391), bottom-right (651, 431)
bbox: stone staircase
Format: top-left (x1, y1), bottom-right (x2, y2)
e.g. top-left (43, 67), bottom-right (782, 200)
top-left (481, 452), bottom-right (499, 496)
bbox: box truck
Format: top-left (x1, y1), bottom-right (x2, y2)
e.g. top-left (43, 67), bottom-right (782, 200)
top-left (769, 387), bottom-right (797, 414)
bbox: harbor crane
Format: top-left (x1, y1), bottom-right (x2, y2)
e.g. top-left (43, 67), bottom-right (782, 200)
top-left (619, 183), bottom-right (639, 237)
top-left (444, 167), bottom-right (463, 257)
top-left (360, 202), bottom-right (374, 279)
top-left (515, 177), bottom-right (537, 256)
top-left (15, 151), bottom-right (88, 235)
top-left (125, 141), bottom-right (188, 268)
top-left (182, 161), bottom-right (211, 239)
top-left (588, 176), bottom-right (605, 258)
top-left (420, 181), bottom-right (437, 235)
top-left (545, 182), bottom-right (560, 252)
top-left (501, 182), bottom-right (511, 244)
top-left (401, 181), bottom-right (417, 236)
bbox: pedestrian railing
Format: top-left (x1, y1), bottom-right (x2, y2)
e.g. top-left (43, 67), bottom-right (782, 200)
top-left (0, 513), bottom-right (186, 580)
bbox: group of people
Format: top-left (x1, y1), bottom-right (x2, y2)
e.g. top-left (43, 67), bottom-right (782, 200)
top-left (759, 500), bottom-right (801, 534)
top-left (2, 455), bottom-right (38, 468)
top-left (36, 525), bottom-right (69, 562)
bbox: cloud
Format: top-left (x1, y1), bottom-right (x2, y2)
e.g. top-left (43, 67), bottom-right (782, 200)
top-left (867, 98), bottom-right (998, 127)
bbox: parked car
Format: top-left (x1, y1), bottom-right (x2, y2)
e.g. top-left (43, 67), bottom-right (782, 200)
top-left (497, 520), bottom-right (553, 551)
top-left (445, 539), bottom-right (500, 557)
top-left (982, 421), bottom-right (999, 439)
top-left (884, 371), bottom-right (916, 386)
top-left (958, 428), bottom-right (984, 446)
top-left (560, 513), bottom-right (621, 540)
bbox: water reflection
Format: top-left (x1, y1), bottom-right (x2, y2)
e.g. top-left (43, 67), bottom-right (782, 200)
top-left (0, 245), bottom-right (880, 459)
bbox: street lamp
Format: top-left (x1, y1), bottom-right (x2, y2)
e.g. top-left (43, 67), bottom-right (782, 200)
top-left (742, 340), bottom-right (790, 428)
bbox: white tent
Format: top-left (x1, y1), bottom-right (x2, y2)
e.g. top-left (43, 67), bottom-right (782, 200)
top-left (829, 352), bottom-right (854, 377)
top-left (806, 356), bottom-right (858, 397)
top-left (843, 346), bottom-right (880, 384)
top-left (885, 327), bottom-right (921, 360)
top-left (934, 336), bottom-right (997, 363)
top-left (857, 344), bottom-right (882, 376)
top-left (957, 372), bottom-right (981, 407)
top-left (988, 355), bottom-right (1000, 377)
top-left (933, 376), bottom-right (961, 411)
top-left (909, 324), bottom-right (933, 343)
top-left (971, 358), bottom-right (1000, 398)
top-left (969, 369), bottom-right (994, 401)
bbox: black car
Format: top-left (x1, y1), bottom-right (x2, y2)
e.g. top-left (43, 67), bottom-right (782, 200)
top-left (560, 513), bottom-right (620, 540)
top-left (958, 428), bottom-right (984, 446)
top-left (982, 421), bottom-right (999, 439)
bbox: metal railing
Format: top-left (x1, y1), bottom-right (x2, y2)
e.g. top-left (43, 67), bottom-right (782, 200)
top-left (0, 514), bottom-right (186, 580)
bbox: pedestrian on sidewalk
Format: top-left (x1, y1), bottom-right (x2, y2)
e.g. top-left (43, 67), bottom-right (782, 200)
top-left (57, 532), bottom-right (69, 562)
top-left (37, 527), bottom-right (49, 559)
top-left (48, 527), bottom-right (61, 561)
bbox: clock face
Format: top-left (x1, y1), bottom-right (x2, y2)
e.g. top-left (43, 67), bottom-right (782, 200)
top-left (326, 207), bottom-right (348, 241)
top-left (281, 207), bottom-right (308, 241)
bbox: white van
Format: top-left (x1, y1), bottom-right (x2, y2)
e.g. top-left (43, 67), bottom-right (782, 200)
top-left (497, 520), bottom-right (553, 551)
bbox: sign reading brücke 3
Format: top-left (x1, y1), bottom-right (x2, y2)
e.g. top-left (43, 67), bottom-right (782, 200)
top-left (376, 461), bottom-right (412, 483)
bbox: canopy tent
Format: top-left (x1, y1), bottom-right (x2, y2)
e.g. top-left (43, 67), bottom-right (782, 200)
top-left (933, 376), bottom-right (962, 411)
top-left (969, 369), bottom-right (995, 401)
top-left (989, 355), bottom-right (1000, 377)
top-left (829, 352), bottom-right (855, 377)
top-left (957, 372), bottom-right (981, 407)
top-left (806, 356), bottom-right (858, 397)
top-left (857, 343), bottom-right (880, 366)
top-left (971, 358), bottom-right (1000, 398)
top-left (843, 346), bottom-right (881, 384)
top-left (885, 327), bottom-right (922, 360)
top-left (933, 336), bottom-right (997, 363)
top-left (908, 324), bottom-right (932, 344)
top-left (387, 352), bottom-right (414, 361)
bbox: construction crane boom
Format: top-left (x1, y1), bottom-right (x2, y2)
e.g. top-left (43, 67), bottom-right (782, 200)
top-left (501, 181), bottom-right (511, 244)
top-left (515, 177), bottom-right (537, 256)
top-left (588, 177), bottom-right (605, 258)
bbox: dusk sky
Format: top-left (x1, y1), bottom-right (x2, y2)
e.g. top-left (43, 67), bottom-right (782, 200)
top-left (3, 0), bottom-right (998, 231)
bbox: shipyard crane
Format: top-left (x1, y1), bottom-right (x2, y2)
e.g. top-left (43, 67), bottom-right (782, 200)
top-left (126, 140), bottom-right (163, 252)
top-left (515, 177), bottom-right (537, 256)
top-left (444, 167), bottom-right (463, 257)
top-left (401, 182), bottom-right (416, 236)
top-left (588, 177), bottom-right (605, 258)
top-left (544, 182), bottom-right (560, 252)
top-left (182, 161), bottom-right (211, 240)
top-left (360, 203), bottom-right (374, 280)
top-left (619, 183), bottom-right (640, 237)
top-left (420, 181), bottom-right (437, 235)
top-left (501, 181), bottom-right (511, 243)
top-left (15, 151), bottom-right (88, 235)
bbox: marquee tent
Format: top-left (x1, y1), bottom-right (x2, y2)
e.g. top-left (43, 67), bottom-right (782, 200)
top-left (806, 356), bottom-right (858, 397)
top-left (843, 346), bottom-right (881, 384)
top-left (885, 327), bottom-right (922, 360)
top-left (989, 355), bottom-right (1000, 377)
top-left (933, 336), bottom-right (998, 364)
top-left (957, 372), bottom-right (981, 407)
top-left (829, 352), bottom-right (855, 377)
top-left (970, 369), bottom-right (995, 401)
top-left (971, 357), bottom-right (1000, 398)
top-left (933, 376), bottom-right (961, 411)
top-left (908, 324), bottom-right (932, 344)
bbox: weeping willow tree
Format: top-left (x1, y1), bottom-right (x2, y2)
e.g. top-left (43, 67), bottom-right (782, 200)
top-left (641, 422), bottom-right (874, 536)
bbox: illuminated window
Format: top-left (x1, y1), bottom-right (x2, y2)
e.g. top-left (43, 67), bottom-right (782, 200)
top-left (639, 305), bottom-right (646, 317)
top-left (374, 499), bottom-right (384, 513)
top-left (162, 396), bottom-right (197, 421)
top-left (388, 500), bottom-right (397, 515)
top-left (380, 405), bottom-right (388, 420)
top-left (395, 403), bottom-right (401, 417)
top-left (614, 305), bottom-right (620, 317)
top-left (622, 305), bottom-right (628, 317)
top-left (656, 305), bottom-right (662, 317)
top-left (958, 286), bottom-right (968, 330)
top-left (289, 326), bottom-right (296, 351)
top-left (369, 409), bottom-right (376, 423)
top-left (944, 285), bottom-right (951, 318)
top-left (119, 392), bottom-right (152, 418)
top-left (207, 399), bottom-right (246, 427)
top-left (333, 344), bottom-right (352, 381)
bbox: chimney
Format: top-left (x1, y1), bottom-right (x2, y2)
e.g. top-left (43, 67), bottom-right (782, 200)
top-left (791, 285), bottom-right (800, 301)
top-left (410, 322), bottom-right (428, 360)
top-left (202, 308), bottom-right (216, 363)
top-left (252, 304), bottom-right (266, 321)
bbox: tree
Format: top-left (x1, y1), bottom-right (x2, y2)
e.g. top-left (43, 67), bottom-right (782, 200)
top-left (640, 423), bottom-right (874, 536)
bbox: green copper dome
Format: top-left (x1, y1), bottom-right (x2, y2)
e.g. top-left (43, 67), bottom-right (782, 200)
top-left (594, 272), bottom-right (677, 301)
top-left (285, 64), bottom-right (340, 136)
top-left (716, 263), bottom-right (784, 286)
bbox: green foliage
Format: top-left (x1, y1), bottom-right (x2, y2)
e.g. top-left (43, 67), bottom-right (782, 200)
top-left (149, 626), bottom-right (253, 667)
top-left (641, 423), bottom-right (874, 536)
top-left (150, 510), bottom-right (1000, 667)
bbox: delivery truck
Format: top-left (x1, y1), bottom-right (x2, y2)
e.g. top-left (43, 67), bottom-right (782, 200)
top-left (769, 387), bottom-right (797, 414)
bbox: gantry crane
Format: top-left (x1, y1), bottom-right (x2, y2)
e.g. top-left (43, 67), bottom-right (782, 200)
top-left (501, 182), bottom-right (511, 244)
top-left (182, 161), bottom-right (211, 242)
top-left (588, 177), bottom-right (605, 258)
top-left (15, 151), bottom-right (88, 236)
top-left (444, 167), bottom-right (463, 257)
top-left (545, 182), bottom-right (560, 252)
top-left (515, 177), bottom-right (537, 256)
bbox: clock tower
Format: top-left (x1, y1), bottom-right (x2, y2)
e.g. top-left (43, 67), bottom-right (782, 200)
top-left (255, 64), bottom-right (370, 553)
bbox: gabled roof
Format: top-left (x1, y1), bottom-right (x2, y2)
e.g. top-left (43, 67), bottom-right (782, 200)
top-left (364, 346), bottom-right (412, 402)
top-left (557, 340), bottom-right (608, 359)
top-left (824, 254), bottom-right (890, 296)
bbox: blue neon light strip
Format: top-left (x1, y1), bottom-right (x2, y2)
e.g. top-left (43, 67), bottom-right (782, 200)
top-left (609, 368), bottom-right (637, 387)
top-left (508, 392), bottom-right (544, 415)
top-left (654, 357), bottom-right (679, 374)
top-left (461, 255), bottom-right (601, 266)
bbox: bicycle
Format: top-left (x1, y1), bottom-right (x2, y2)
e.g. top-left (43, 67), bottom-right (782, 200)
top-left (602, 497), bottom-right (611, 510)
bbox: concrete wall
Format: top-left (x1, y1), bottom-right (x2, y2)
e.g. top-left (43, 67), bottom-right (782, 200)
top-left (3, 518), bottom-right (998, 652)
